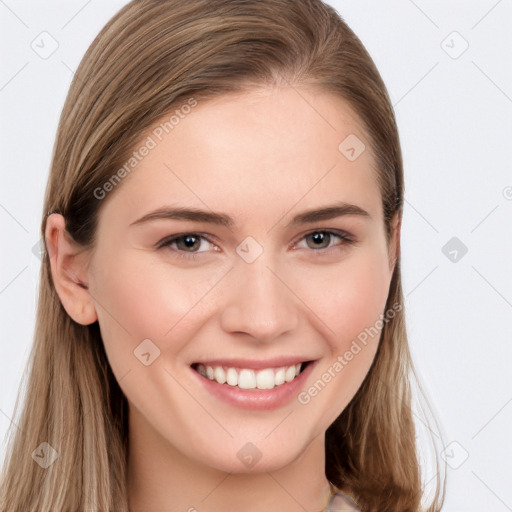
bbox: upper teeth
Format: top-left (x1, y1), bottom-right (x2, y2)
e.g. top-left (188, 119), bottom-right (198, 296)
top-left (196, 363), bottom-right (303, 389)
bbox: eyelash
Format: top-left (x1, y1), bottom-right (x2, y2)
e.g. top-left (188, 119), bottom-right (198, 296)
top-left (156, 229), bottom-right (355, 261)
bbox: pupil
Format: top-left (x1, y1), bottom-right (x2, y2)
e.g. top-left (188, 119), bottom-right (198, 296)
top-left (183, 236), bottom-right (198, 249)
top-left (310, 232), bottom-right (328, 249)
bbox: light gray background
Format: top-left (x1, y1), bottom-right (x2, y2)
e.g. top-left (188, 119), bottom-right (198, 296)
top-left (1, 1), bottom-right (511, 510)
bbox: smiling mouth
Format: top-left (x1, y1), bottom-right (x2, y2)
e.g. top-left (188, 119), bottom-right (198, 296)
top-left (190, 361), bottom-right (313, 390)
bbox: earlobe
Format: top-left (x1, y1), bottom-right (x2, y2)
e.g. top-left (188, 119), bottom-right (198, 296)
top-left (45, 213), bottom-right (98, 326)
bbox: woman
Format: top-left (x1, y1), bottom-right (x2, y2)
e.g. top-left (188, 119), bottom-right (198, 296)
top-left (0, 0), bottom-right (446, 510)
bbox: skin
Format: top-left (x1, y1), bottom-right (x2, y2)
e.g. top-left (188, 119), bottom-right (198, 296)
top-left (46, 85), bottom-right (400, 512)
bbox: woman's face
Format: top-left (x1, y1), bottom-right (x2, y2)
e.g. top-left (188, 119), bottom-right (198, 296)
top-left (84, 86), bottom-right (399, 473)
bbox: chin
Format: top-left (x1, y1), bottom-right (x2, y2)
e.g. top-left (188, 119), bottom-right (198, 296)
top-left (183, 437), bottom-right (303, 475)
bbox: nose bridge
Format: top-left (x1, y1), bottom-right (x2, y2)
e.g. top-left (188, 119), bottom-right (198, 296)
top-left (220, 247), bottom-right (298, 342)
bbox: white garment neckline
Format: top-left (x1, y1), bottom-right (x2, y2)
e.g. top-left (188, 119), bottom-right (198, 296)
top-left (323, 491), bottom-right (361, 511)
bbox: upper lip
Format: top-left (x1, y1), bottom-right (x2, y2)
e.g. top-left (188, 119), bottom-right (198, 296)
top-left (191, 356), bottom-right (315, 370)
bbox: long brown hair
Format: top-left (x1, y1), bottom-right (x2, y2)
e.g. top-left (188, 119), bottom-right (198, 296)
top-left (0, 1), bottom-right (446, 510)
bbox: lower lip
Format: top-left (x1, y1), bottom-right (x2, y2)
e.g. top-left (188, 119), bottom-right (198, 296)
top-left (190, 361), bottom-right (317, 411)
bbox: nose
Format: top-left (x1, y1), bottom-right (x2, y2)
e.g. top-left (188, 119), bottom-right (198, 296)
top-left (220, 253), bottom-right (299, 344)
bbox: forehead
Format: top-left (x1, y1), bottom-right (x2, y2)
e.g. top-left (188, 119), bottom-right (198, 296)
top-left (99, 86), bottom-right (381, 229)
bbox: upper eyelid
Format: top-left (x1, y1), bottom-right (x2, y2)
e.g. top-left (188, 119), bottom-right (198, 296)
top-left (291, 230), bottom-right (355, 250)
top-left (156, 232), bottom-right (217, 249)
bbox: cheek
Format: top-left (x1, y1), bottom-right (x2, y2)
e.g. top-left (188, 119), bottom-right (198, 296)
top-left (292, 246), bottom-right (391, 414)
top-left (295, 245), bottom-right (391, 347)
top-left (89, 249), bottom-right (221, 373)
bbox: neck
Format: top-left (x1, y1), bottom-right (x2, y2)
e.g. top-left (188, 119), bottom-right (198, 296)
top-left (126, 406), bottom-right (334, 512)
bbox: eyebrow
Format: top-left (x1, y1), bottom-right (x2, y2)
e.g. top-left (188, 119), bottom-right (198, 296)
top-left (129, 202), bottom-right (371, 229)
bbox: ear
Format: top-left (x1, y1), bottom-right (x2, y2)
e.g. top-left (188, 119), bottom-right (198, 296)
top-left (388, 211), bottom-right (401, 274)
top-left (45, 213), bottom-right (98, 325)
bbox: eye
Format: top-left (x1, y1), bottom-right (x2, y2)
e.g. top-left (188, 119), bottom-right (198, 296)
top-left (294, 229), bottom-right (355, 253)
top-left (156, 233), bottom-right (218, 260)
top-left (156, 229), bottom-right (355, 261)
